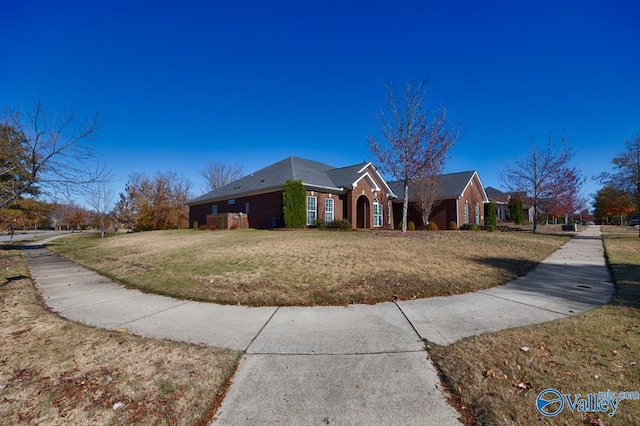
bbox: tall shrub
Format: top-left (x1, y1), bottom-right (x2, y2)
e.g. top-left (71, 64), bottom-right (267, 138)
top-left (485, 202), bottom-right (497, 227)
top-left (508, 196), bottom-right (524, 225)
top-left (282, 180), bottom-right (306, 228)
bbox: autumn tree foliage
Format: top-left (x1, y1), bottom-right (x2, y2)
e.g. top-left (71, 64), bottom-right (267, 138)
top-left (593, 185), bottom-right (634, 224)
top-left (541, 165), bottom-right (586, 223)
top-left (501, 132), bottom-right (582, 233)
top-left (368, 79), bottom-right (460, 232)
top-left (598, 134), bottom-right (640, 235)
top-left (115, 171), bottom-right (192, 231)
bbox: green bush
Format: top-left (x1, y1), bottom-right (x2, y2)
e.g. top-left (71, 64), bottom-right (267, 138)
top-left (315, 219), bottom-right (352, 231)
top-left (482, 225), bottom-right (497, 231)
top-left (508, 196), bottom-right (524, 225)
top-left (448, 221), bottom-right (458, 230)
top-left (282, 180), bottom-right (307, 228)
top-left (426, 222), bottom-right (438, 231)
top-left (193, 220), bottom-right (198, 230)
top-left (407, 221), bottom-right (415, 231)
top-left (461, 223), bottom-right (480, 231)
top-left (396, 221), bottom-right (403, 230)
top-left (485, 203), bottom-right (497, 227)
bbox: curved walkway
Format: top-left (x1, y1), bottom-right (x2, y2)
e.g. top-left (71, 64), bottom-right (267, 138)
top-left (22, 226), bottom-right (613, 425)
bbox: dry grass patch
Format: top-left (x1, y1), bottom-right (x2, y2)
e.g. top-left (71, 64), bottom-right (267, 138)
top-left (49, 228), bottom-right (569, 306)
top-left (0, 247), bottom-right (241, 426)
top-left (429, 226), bottom-right (640, 425)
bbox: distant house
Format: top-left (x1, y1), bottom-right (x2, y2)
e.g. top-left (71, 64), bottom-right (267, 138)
top-left (485, 187), bottom-right (535, 223)
top-left (187, 156), bottom-right (397, 229)
top-left (388, 171), bottom-right (489, 230)
top-left (485, 187), bottom-right (510, 221)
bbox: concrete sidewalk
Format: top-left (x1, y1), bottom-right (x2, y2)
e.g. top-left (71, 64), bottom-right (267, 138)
top-left (22, 225), bottom-right (613, 425)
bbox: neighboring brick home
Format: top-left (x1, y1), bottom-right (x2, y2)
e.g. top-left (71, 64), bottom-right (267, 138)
top-left (485, 186), bottom-right (536, 223)
top-left (187, 156), bottom-right (398, 229)
top-left (388, 171), bottom-right (489, 230)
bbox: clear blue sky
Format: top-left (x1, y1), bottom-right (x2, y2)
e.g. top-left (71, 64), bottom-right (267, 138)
top-left (3, 1), bottom-right (639, 206)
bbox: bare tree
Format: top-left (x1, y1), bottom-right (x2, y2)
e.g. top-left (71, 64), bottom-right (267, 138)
top-left (85, 182), bottom-right (115, 238)
top-left (501, 132), bottom-right (578, 233)
top-left (369, 79), bottom-right (460, 232)
top-left (415, 174), bottom-right (442, 226)
top-left (0, 98), bottom-right (109, 208)
top-left (200, 161), bottom-right (244, 192)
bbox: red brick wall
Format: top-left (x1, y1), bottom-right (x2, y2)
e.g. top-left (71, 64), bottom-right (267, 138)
top-left (347, 168), bottom-right (394, 229)
top-left (190, 191), bottom-right (283, 229)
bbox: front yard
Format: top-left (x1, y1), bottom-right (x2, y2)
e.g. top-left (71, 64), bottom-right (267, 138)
top-left (49, 227), bottom-right (570, 306)
top-left (0, 247), bottom-right (240, 425)
top-left (429, 225), bottom-right (640, 425)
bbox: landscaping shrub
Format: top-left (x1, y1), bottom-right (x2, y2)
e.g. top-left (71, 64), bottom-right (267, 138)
top-left (396, 221), bottom-right (403, 230)
top-left (330, 219), bottom-right (352, 230)
top-left (448, 221), bottom-right (458, 230)
top-left (426, 222), bottom-right (438, 231)
top-left (484, 203), bottom-right (497, 227)
top-left (282, 180), bottom-right (306, 228)
top-left (193, 220), bottom-right (198, 230)
top-left (407, 221), bottom-right (416, 230)
top-left (482, 225), bottom-right (497, 231)
top-left (461, 223), bottom-right (480, 231)
top-left (507, 196), bottom-right (524, 225)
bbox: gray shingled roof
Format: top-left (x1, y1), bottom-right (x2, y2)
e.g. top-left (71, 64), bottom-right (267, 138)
top-left (188, 156), bottom-right (391, 205)
top-left (388, 171), bottom-right (486, 202)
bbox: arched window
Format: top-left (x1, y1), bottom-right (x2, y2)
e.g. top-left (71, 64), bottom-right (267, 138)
top-left (373, 197), bottom-right (383, 227)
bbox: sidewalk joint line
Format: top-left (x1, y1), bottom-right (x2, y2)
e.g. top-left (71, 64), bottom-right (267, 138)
top-left (116, 300), bottom-right (192, 328)
top-left (243, 307), bottom-right (280, 353)
top-left (393, 301), bottom-right (429, 348)
top-left (476, 290), bottom-right (577, 316)
top-left (245, 349), bottom-right (426, 356)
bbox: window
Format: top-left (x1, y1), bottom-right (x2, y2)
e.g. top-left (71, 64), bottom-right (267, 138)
top-left (306, 196), bottom-right (317, 225)
top-left (228, 199), bottom-right (235, 205)
top-left (464, 202), bottom-right (469, 223)
top-left (373, 197), bottom-right (383, 227)
top-left (475, 205), bottom-right (480, 224)
top-left (211, 205), bottom-right (218, 215)
top-left (325, 198), bottom-right (334, 223)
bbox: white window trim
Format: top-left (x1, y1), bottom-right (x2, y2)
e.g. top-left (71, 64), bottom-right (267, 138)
top-left (325, 198), bottom-right (334, 223)
top-left (306, 196), bottom-right (317, 226)
top-left (373, 197), bottom-right (383, 228)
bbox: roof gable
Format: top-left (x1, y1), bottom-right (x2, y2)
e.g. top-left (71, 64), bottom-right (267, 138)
top-left (389, 171), bottom-right (488, 203)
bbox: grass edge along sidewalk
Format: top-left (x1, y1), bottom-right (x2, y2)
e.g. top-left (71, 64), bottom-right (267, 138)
top-left (429, 225), bottom-right (640, 425)
top-left (0, 246), bottom-right (241, 426)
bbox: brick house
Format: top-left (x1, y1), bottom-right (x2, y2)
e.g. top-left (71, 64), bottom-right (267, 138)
top-left (187, 156), bottom-right (398, 229)
top-left (388, 171), bottom-right (489, 229)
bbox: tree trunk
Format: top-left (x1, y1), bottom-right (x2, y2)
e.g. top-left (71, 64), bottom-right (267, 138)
top-left (402, 184), bottom-right (409, 233)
